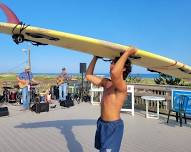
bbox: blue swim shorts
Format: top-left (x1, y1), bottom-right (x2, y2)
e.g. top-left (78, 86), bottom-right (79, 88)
top-left (94, 117), bottom-right (124, 152)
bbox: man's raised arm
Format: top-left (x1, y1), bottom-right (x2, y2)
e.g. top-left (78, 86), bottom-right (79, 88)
top-left (86, 56), bottom-right (106, 87)
top-left (111, 47), bottom-right (137, 92)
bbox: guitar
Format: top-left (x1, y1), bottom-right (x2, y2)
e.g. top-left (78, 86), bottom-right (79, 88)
top-left (56, 76), bottom-right (65, 86)
top-left (18, 80), bottom-right (30, 89)
top-left (18, 80), bottom-right (39, 89)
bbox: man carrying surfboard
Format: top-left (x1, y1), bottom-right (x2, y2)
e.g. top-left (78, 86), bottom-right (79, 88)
top-left (86, 47), bottom-right (137, 152)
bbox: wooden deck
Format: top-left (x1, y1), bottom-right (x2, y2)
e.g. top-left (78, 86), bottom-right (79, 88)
top-left (0, 101), bottom-right (190, 152)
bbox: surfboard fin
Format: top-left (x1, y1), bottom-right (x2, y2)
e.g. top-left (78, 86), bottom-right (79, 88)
top-left (0, 3), bottom-right (20, 24)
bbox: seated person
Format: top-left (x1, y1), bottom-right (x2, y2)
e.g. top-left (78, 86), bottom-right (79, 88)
top-left (45, 88), bottom-right (52, 103)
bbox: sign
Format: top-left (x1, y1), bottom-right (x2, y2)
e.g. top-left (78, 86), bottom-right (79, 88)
top-left (90, 81), bottom-right (103, 105)
top-left (90, 82), bottom-right (135, 116)
top-left (121, 85), bottom-right (134, 116)
top-left (172, 89), bottom-right (191, 114)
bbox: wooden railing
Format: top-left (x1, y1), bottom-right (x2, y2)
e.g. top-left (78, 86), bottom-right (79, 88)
top-left (131, 83), bottom-right (191, 114)
top-left (1, 79), bottom-right (191, 116)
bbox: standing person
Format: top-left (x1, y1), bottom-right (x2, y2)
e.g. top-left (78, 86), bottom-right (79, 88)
top-left (86, 47), bottom-right (137, 152)
top-left (17, 65), bottom-right (38, 111)
top-left (57, 67), bottom-right (69, 101)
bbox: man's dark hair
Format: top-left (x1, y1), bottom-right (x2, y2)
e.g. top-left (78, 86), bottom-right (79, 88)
top-left (114, 57), bottom-right (132, 80)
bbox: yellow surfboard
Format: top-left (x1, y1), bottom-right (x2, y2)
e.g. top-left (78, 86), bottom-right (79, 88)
top-left (0, 21), bottom-right (191, 81)
top-left (0, 2), bottom-right (191, 81)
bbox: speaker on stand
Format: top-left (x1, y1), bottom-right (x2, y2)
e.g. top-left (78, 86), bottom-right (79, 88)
top-left (80, 63), bottom-right (86, 102)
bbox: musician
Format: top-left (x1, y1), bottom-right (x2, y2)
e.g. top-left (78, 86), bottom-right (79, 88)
top-left (16, 65), bottom-right (38, 111)
top-left (57, 67), bottom-right (69, 101)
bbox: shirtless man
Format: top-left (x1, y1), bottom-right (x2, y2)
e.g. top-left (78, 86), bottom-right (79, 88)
top-left (86, 47), bottom-right (137, 152)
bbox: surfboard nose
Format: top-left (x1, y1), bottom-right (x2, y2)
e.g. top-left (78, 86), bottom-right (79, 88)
top-left (0, 3), bottom-right (20, 24)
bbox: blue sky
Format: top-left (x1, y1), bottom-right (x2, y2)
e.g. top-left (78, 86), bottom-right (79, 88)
top-left (0, 0), bottom-right (190, 74)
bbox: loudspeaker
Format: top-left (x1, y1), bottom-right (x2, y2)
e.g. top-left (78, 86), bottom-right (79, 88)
top-left (80, 63), bottom-right (86, 73)
top-left (0, 107), bottom-right (9, 117)
top-left (60, 100), bottom-right (74, 108)
top-left (31, 103), bottom-right (49, 113)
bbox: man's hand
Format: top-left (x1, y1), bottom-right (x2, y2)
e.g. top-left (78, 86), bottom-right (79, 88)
top-left (120, 47), bottom-right (137, 57)
top-left (126, 46), bottom-right (137, 56)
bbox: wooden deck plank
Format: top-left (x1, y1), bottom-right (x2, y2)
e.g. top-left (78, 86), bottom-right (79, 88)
top-left (0, 102), bottom-right (190, 152)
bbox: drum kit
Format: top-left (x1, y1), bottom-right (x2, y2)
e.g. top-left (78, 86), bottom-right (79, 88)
top-left (1, 83), bottom-right (39, 104)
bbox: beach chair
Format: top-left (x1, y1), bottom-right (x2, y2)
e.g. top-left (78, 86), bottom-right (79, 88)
top-left (167, 95), bottom-right (189, 127)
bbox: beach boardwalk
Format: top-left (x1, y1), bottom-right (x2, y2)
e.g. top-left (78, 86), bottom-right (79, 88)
top-left (0, 102), bottom-right (191, 152)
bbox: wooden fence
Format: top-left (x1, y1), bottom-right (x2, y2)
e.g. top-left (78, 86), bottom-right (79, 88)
top-left (132, 83), bottom-right (191, 114)
top-left (1, 80), bottom-right (191, 115)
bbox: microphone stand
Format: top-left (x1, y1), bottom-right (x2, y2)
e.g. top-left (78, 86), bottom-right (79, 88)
top-left (27, 71), bottom-right (32, 107)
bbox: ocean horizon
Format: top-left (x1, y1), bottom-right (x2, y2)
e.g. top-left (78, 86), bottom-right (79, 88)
top-left (32, 73), bottom-right (159, 79)
top-left (0, 72), bottom-right (160, 79)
